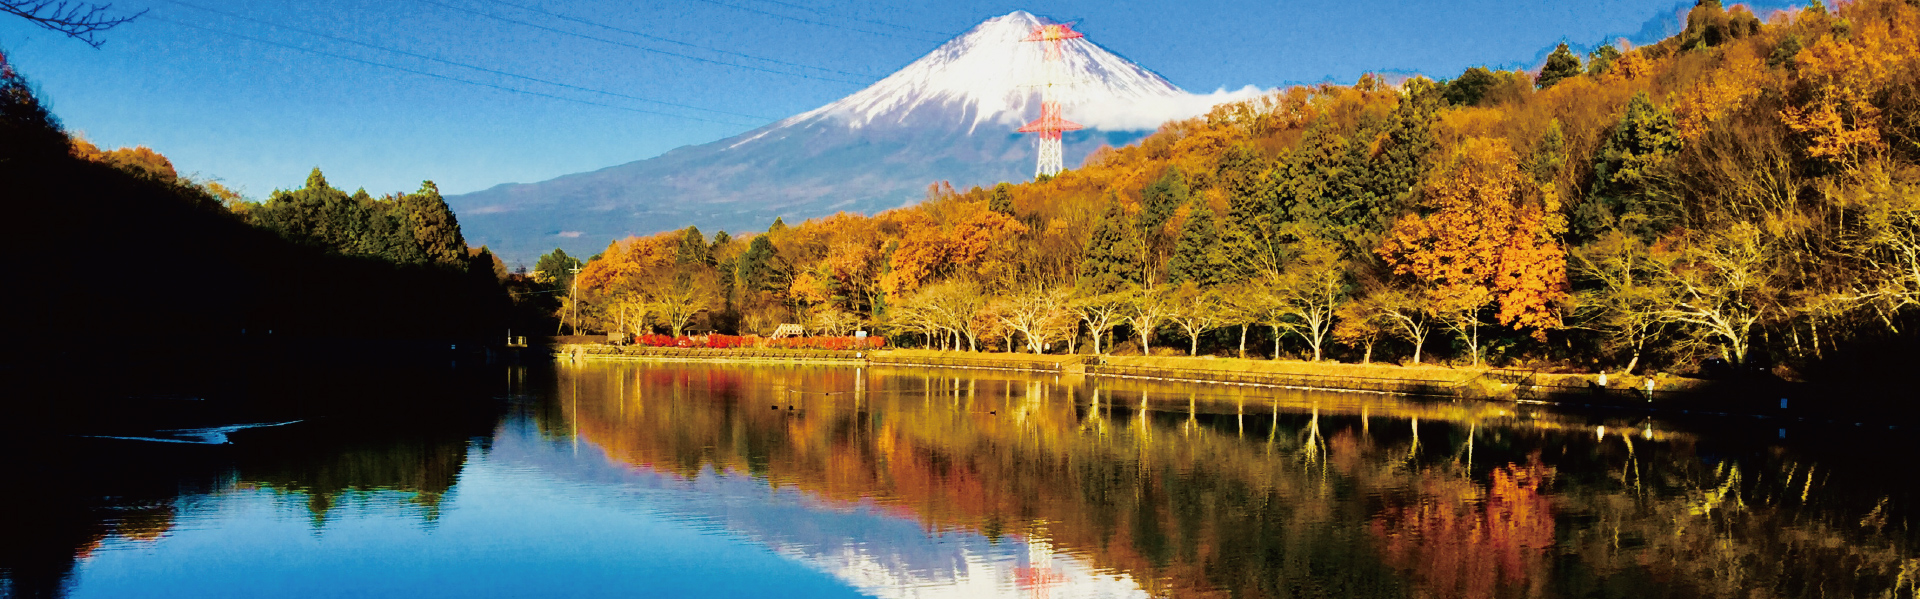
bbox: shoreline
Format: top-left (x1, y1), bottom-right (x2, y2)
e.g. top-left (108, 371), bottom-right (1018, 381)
top-left (549, 345), bottom-right (1894, 423)
top-left (555, 345), bottom-right (1633, 399)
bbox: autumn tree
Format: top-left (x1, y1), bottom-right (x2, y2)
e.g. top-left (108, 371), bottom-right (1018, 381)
top-left (653, 267), bottom-right (715, 337)
top-left (904, 279), bottom-right (990, 351)
top-left (996, 286), bottom-right (1074, 353)
top-left (1652, 223), bottom-right (1781, 364)
top-left (1164, 282), bottom-right (1226, 356)
top-left (1070, 291), bottom-right (1131, 354)
top-left (1333, 294), bottom-right (1391, 364)
top-left (1125, 287), bottom-right (1175, 354)
top-left (1379, 137), bottom-right (1570, 365)
top-left (1571, 231), bottom-right (1667, 373)
top-left (1268, 238), bottom-right (1349, 362)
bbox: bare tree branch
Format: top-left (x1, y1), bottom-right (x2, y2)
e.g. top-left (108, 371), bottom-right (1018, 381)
top-left (3, 1), bottom-right (145, 48)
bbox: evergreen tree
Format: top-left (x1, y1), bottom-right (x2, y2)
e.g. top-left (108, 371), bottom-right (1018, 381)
top-left (254, 168), bottom-right (347, 250)
top-left (1336, 81), bottom-right (1439, 257)
top-left (535, 248), bottom-right (581, 289)
top-left (1536, 43), bottom-right (1583, 88)
top-left (710, 231), bottom-right (738, 313)
top-left (1217, 144), bottom-right (1279, 281)
top-left (1588, 45), bottom-right (1623, 76)
top-left (469, 245), bottom-right (507, 282)
top-left (1531, 119), bottom-right (1567, 184)
top-left (988, 182), bottom-right (1015, 216)
top-left (1581, 92), bottom-right (1681, 240)
top-left (676, 226), bottom-right (709, 266)
top-left (737, 235), bottom-right (785, 293)
top-left (1444, 66), bottom-right (1499, 107)
top-left (1167, 202), bottom-right (1223, 287)
top-left (1139, 167), bottom-right (1188, 236)
top-left (401, 180), bottom-right (467, 268)
top-left (375, 192), bottom-right (427, 265)
top-left (322, 187), bottom-right (376, 257)
top-left (1078, 200), bottom-right (1144, 294)
top-left (1277, 121), bottom-right (1352, 231)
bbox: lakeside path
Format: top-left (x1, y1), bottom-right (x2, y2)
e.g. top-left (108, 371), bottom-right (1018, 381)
top-left (553, 345), bottom-right (1708, 402)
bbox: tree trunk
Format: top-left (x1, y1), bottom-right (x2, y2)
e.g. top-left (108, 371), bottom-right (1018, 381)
top-left (1238, 324), bottom-right (1248, 359)
top-left (1271, 325), bottom-right (1282, 360)
top-left (1189, 333), bottom-right (1198, 356)
top-left (1363, 342), bottom-right (1373, 364)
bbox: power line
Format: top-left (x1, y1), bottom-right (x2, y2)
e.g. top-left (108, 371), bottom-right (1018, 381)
top-left (474, 0), bottom-right (878, 80)
top-left (411, 0), bottom-right (870, 85)
top-left (677, 0), bottom-right (945, 44)
top-left (158, 0), bottom-right (777, 121)
top-left (732, 0), bottom-right (954, 37)
top-left (148, 15), bottom-right (764, 127)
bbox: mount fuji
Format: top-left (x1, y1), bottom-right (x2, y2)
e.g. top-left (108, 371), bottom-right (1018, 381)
top-left (449, 11), bottom-right (1260, 263)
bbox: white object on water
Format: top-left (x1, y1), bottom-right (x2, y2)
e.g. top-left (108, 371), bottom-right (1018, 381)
top-left (86, 421), bottom-right (302, 445)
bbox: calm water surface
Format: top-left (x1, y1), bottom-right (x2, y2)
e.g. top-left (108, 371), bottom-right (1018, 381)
top-left (6, 361), bottom-right (1916, 598)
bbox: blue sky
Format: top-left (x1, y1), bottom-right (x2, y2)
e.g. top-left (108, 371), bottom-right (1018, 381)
top-left (0, 0), bottom-right (1766, 199)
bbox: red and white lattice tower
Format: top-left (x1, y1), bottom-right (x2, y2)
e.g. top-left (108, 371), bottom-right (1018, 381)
top-left (1017, 23), bottom-right (1085, 178)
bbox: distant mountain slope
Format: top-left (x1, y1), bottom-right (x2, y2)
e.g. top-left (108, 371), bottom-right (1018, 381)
top-left (449, 11), bottom-right (1241, 264)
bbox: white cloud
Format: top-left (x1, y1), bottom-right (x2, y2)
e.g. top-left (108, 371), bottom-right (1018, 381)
top-left (1073, 85), bottom-right (1272, 131)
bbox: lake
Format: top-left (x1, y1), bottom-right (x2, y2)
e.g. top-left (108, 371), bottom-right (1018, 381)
top-left (5, 360), bottom-right (1915, 598)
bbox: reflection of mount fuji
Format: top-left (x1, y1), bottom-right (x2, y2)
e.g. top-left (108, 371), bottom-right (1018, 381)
top-left (447, 11), bottom-right (1194, 263)
top-left (485, 405), bottom-right (1149, 599)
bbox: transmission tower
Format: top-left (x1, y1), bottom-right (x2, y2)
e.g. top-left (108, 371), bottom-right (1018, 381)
top-left (1017, 23), bottom-right (1085, 178)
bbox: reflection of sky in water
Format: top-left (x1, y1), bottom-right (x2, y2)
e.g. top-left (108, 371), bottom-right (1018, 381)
top-left (60, 408), bottom-right (1146, 599)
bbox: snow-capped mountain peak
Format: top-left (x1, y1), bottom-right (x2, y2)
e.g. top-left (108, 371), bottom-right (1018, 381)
top-left (453, 11), bottom-right (1269, 264)
top-left (785, 11), bottom-right (1186, 133)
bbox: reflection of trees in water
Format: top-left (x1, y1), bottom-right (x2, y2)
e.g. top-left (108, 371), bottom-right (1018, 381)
top-left (1371, 459), bottom-right (1558, 599)
top-left (1550, 448), bottom-right (1919, 599)
top-left (237, 434), bottom-right (472, 525)
top-left (555, 362), bottom-right (1918, 599)
top-left (0, 366), bottom-right (515, 599)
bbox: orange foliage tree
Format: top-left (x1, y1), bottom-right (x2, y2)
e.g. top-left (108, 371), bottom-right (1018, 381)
top-left (1379, 137), bottom-right (1569, 364)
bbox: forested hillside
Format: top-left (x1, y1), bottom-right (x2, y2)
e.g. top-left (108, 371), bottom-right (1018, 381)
top-left (559, 0), bottom-right (1920, 384)
top-left (2, 49), bottom-right (539, 373)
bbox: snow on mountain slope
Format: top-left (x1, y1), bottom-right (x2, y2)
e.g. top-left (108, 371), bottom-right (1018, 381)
top-left (449, 11), bottom-right (1261, 265)
top-left (788, 11), bottom-right (1183, 132)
